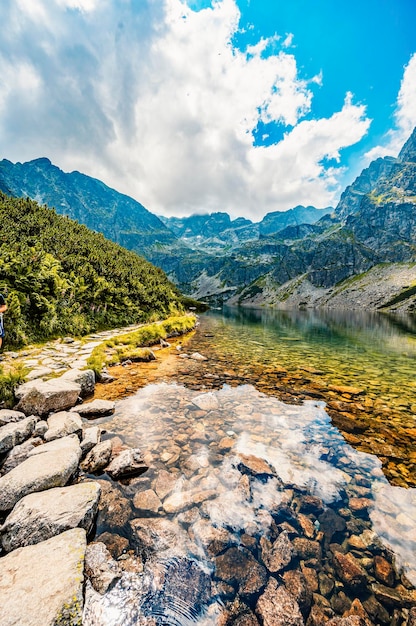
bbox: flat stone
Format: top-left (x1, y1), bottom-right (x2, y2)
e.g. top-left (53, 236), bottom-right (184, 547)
top-left (72, 399), bottom-right (115, 418)
top-left (25, 367), bottom-right (53, 381)
top-left (1, 482), bottom-right (101, 552)
top-left (61, 368), bottom-right (95, 398)
top-left (15, 379), bottom-right (81, 416)
top-left (133, 489), bottom-right (162, 513)
top-left (153, 469), bottom-right (177, 499)
top-left (192, 392), bottom-right (219, 410)
top-left (260, 530), bottom-right (294, 573)
top-left (0, 416), bottom-right (38, 455)
top-left (190, 352), bottom-right (208, 361)
top-left (256, 577), bottom-right (304, 626)
top-left (106, 447), bottom-right (149, 479)
top-left (374, 555), bottom-right (395, 587)
top-left (81, 426), bottom-right (101, 455)
top-left (81, 440), bottom-right (113, 474)
top-left (85, 541), bottom-right (122, 594)
top-left (0, 409), bottom-right (26, 427)
top-left (44, 410), bottom-right (82, 442)
top-left (237, 453), bottom-right (276, 477)
top-left (163, 488), bottom-right (217, 514)
top-left (0, 435), bottom-right (81, 512)
top-left (0, 528), bottom-right (86, 626)
top-left (215, 547), bottom-right (267, 595)
top-left (328, 385), bottom-right (364, 396)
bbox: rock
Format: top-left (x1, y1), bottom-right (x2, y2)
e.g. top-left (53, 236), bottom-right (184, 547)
top-left (1, 482), bottom-right (101, 552)
top-left (260, 530), bottom-right (294, 573)
top-left (44, 410), bottom-right (82, 442)
top-left (215, 547), bottom-right (267, 595)
top-left (344, 598), bottom-right (373, 626)
top-left (61, 368), bottom-right (95, 397)
top-left (96, 532), bottom-right (129, 558)
top-left (81, 426), bottom-right (101, 455)
top-left (282, 570), bottom-right (313, 618)
top-left (25, 366), bottom-right (53, 381)
top-left (95, 480), bottom-right (132, 527)
top-left (299, 495), bottom-right (324, 515)
top-left (333, 551), bottom-right (367, 591)
top-left (349, 497), bottom-right (372, 517)
top-left (97, 371), bottom-right (115, 384)
top-left (34, 420), bottom-right (48, 436)
top-left (163, 488), bottom-right (217, 514)
top-left (319, 572), bottom-right (335, 597)
top-left (319, 508), bottom-right (346, 544)
top-left (326, 618), bottom-right (368, 625)
top-left (0, 434), bottom-right (81, 512)
top-left (237, 453), bottom-right (276, 477)
top-left (130, 517), bottom-right (187, 556)
top-left (256, 577), bottom-right (304, 626)
top-left (407, 607), bottom-right (416, 626)
top-left (0, 437), bottom-right (43, 475)
top-left (0, 528), bottom-right (86, 626)
top-left (71, 399), bottom-right (115, 418)
top-left (0, 409), bottom-right (26, 426)
top-left (190, 352), bottom-right (208, 361)
top-left (190, 519), bottom-right (234, 556)
top-left (293, 537), bottom-right (322, 561)
top-left (133, 489), bottom-right (162, 513)
top-left (374, 555), bottom-right (395, 586)
top-left (372, 582), bottom-right (405, 607)
top-left (328, 385), bottom-right (364, 396)
top-left (0, 416), bottom-right (38, 455)
top-left (81, 440), bottom-right (112, 473)
top-left (84, 541), bottom-right (122, 594)
top-left (15, 379), bottom-right (81, 416)
top-left (192, 392), bottom-right (219, 410)
top-left (106, 447), bottom-right (149, 479)
top-left (153, 469), bottom-right (177, 499)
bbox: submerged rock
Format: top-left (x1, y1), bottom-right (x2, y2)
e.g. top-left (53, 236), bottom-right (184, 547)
top-left (215, 547), bottom-right (267, 595)
top-left (106, 447), bottom-right (149, 480)
top-left (81, 440), bottom-right (113, 474)
top-left (0, 482), bottom-right (101, 552)
top-left (256, 577), bottom-right (304, 626)
top-left (0, 528), bottom-right (86, 626)
top-left (85, 542), bottom-right (122, 594)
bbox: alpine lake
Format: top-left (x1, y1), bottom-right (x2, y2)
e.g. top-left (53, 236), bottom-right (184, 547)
top-left (83, 307), bottom-right (416, 626)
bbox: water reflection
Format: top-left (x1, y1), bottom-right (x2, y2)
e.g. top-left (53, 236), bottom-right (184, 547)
top-left (84, 383), bottom-right (416, 625)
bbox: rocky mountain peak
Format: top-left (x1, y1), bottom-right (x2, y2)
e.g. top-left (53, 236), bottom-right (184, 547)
top-left (398, 127), bottom-right (416, 162)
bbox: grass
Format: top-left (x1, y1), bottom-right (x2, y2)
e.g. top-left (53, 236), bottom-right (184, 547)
top-left (86, 314), bottom-right (197, 375)
top-left (0, 363), bottom-right (29, 408)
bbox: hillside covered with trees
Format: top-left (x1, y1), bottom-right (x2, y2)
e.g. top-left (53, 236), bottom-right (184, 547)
top-left (0, 192), bottom-right (185, 346)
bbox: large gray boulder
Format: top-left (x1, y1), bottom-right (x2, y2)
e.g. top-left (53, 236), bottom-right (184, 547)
top-left (15, 379), bottom-right (81, 416)
top-left (0, 528), bottom-right (86, 626)
top-left (0, 409), bottom-right (27, 427)
top-left (0, 416), bottom-right (38, 455)
top-left (0, 437), bottom-right (43, 476)
top-left (0, 435), bottom-right (81, 512)
top-left (1, 482), bottom-right (101, 552)
top-left (61, 368), bottom-right (95, 398)
top-left (44, 411), bottom-right (82, 442)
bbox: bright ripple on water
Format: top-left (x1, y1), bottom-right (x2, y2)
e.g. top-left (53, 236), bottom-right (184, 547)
top-left (84, 383), bottom-right (416, 625)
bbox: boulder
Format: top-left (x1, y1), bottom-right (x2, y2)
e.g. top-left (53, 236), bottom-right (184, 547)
top-left (0, 528), bottom-right (86, 626)
top-left (72, 399), bottom-right (115, 418)
top-left (81, 440), bottom-right (113, 474)
top-left (256, 577), bottom-right (304, 626)
top-left (15, 379), bottom-right (81, 416)
top-left (0, 437), bottom-right (43, 476)
top-left (106, 447), bottom-right (149, 479)
top-left (0, 416), bottom-right (38, 455)
top-left (62, 368), bottom-right (95, 398)
top-left (0, 409), bottom-right (26, 427)
top-left (0, 434), bottom-right (81, 512)
top-left (81, 426), bottom-right (101, 455)
top-left (44, 410), bottom-right (82, 442)
top-left (84, 542), bottom-right (122, 594)
top-left (1, 482), bottom-right (101, 552)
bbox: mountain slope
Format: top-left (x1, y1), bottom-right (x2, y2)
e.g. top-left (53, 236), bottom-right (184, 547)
top-left (0, 192), bottom-right (184, 346)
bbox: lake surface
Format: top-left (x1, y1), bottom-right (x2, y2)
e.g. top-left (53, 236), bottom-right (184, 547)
top-left (84, 307), bottom-right (416, 625)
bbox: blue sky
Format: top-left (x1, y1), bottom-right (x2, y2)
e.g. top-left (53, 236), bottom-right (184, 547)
top-left (0, 0), bottom-right (415, 219)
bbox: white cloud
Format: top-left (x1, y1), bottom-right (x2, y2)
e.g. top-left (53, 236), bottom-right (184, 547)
top-left (0, 0), bottom-right (371, 218)
top-left (365, 53), bottom-right (416, 162)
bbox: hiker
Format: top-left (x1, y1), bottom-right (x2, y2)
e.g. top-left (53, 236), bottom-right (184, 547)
top-left (0, 292), bottom-right (7, 350)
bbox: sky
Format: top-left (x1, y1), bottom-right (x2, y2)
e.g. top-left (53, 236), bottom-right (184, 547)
top-left (0, 0), bottom-right (415, 220)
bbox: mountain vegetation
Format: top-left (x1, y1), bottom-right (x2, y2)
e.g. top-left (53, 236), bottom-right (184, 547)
top-left (0, 192), bottom-right (185, 347)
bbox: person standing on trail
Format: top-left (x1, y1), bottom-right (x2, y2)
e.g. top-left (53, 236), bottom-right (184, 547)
top-left (0, 292), bottom-right (7, 350)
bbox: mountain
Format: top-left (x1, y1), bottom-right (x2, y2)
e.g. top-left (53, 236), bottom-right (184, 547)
top-left (0, 157), bottom-right (176, 249)
top-left (259, 205), bottom-right (332, 236)
top-left (0, 191), bottom-right (185, 346)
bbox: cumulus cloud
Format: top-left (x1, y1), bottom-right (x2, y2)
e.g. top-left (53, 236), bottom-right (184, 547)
top-left (0, 0), bottom-right (371, 218)
top-left (365, 53), bottom-right (416, 162)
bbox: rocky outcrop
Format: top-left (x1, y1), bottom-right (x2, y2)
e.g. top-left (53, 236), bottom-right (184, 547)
top-left (0, 528), bottom-right (86, 626)
top-left (0, 482), bottom-right (101, 552)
